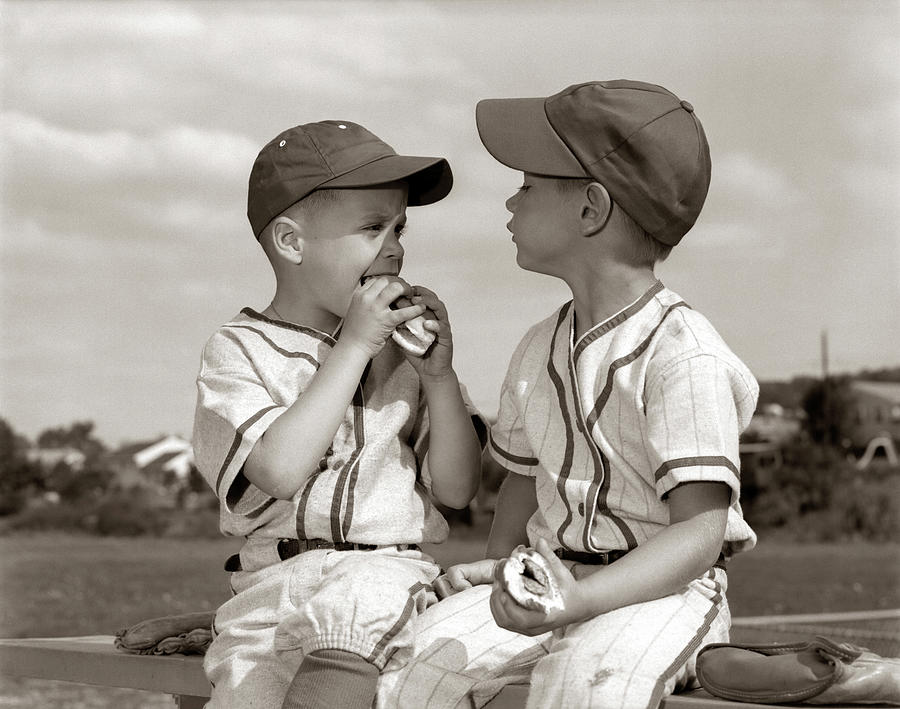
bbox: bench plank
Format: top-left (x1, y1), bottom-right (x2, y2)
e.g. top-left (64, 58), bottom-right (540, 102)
top-left (0, 636), bottom-right (209, 697)
top-left (1, 636), bottom-right (887, 708)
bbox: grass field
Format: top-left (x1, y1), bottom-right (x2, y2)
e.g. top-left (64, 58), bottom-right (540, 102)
top-left (1, 525), bottom-right (898, 707)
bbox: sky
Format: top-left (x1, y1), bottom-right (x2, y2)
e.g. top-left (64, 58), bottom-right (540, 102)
top-left (2, 0), bottom-right (898, 447)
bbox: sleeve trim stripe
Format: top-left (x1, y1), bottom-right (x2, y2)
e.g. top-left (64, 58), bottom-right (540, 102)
top-left (215, 404), bottom-right (281, 492)
top-left (489, 432), bottom-right (538, 467)
top-left (654, 455), bottom-right (739, 483)
top-left (244, 495), bottom-right (277, 519)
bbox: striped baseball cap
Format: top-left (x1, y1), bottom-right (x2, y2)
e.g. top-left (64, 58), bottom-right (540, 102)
top-left (248, 120), bottom-right (453, 237)
top-left (475, 81), bottom-right (711, 246)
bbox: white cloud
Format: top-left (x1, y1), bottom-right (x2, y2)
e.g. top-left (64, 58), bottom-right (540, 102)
top-left (6, 2), bottom-right (205, 43)
top-left (3, 111), bottom-right (256, 185)
top-left (2, 111), bottom-right (255, 240)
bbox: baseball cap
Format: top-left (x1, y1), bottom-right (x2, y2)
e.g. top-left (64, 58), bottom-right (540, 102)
top-left (248, 120), bottom-right (453, 237)
top-left (475, 81), bottom-right (711, 245)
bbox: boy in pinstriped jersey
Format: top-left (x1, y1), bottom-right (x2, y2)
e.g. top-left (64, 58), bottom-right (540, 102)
top-left (377, 82), bottom-right (758, 708)
top-left (192, 121), bottom-right (485, 708)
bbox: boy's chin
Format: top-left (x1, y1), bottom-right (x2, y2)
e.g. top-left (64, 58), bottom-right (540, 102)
top-left (515, 255), bottom-right (551, 277)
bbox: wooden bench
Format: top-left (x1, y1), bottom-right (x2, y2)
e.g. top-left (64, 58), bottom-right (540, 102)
top-left (0, 634), bottom-right (873, 708)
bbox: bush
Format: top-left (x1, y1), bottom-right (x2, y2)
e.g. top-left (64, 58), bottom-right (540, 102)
top-left (1, 493), bottom-right (221, 538)
top-left (161, 508), bottom-right (222, 539)
top-left (93, 495), bottom-right (168, 536)
top-left (743, 440), bottom-right (899, 542)
top-left (1, 501), bottom-right (95, 534)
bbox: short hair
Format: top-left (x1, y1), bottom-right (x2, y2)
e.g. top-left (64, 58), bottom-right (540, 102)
top-left (553, 178), bottom-right (673, 265)
top-left (285, 188), bottom-right (338, 220)
top-left (259, 189), bottom-right (338, 245)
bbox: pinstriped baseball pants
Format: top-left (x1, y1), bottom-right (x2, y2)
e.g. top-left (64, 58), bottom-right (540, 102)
top-left (204, 547), bottom-right (440, 709)
top-left (377, 567), bottom-right (730, 709)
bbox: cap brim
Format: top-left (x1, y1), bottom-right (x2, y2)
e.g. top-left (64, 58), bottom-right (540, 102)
top-left (320, 155), bottom-right (453, 206)
top-left (476, 97), bottom-right (587, 177)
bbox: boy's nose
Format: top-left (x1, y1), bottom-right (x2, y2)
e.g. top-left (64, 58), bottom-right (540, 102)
top-left (505, 193), bottom-right (518, 212)
top-left (380, 233), bottom-right (404, 259)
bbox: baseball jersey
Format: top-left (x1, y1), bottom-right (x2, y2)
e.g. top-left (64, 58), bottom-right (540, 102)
top-left (489, 281), bottom-right (758, 556)
top-left (193, 308), bottom-right (479, 560)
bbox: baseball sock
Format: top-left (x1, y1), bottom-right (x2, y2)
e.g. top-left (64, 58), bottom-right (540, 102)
top-left (281, 648), bottom-right (379, 709)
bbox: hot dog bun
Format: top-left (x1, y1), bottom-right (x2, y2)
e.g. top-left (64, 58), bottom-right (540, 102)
top-left (495, 545), bottom-right (564, 614)
top-left (390, 295), bottom-right (436, 355)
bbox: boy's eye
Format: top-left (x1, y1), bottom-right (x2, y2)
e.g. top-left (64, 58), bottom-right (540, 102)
top-left (395, 224), bottom-right (407, 237)
top-left (518, 184), bottom-right (530, 193)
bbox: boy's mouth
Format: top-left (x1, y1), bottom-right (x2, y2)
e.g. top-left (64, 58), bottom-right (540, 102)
top-left (360, 272), bottom-right (400, 286)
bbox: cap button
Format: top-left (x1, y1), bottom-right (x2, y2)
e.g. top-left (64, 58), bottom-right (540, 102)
top-left (680, 100), bottom-right (694, 113)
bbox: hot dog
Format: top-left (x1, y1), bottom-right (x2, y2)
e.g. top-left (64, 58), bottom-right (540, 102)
top-left (495, 545), bottom-right (564, 614)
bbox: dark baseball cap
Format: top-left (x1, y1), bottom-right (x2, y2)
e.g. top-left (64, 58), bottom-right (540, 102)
top-left (248, 120), bottom-right (453, 237)
top-left (475, 81), bottom-right (711, 246)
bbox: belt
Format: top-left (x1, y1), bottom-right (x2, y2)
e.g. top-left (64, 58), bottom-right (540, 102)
top-left (224, 538), bottom-right (419, 572)
top-left (554, 547), bottom-right (728, 570)
top-left (554, 548), bottom-right (629, 565)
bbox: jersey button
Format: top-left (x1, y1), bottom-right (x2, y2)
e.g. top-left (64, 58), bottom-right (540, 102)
top-left (577, 502), bottom-right (585, 516)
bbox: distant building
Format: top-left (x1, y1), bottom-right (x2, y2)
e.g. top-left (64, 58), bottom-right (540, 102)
top-left (744, 403), bottom-right (803, 445)
top-left (846, 380), bottom-right (900, 450)
top-left (106, 435), bottom-right (195, 494)
top-left (739, 404), bottom-right (803, 488)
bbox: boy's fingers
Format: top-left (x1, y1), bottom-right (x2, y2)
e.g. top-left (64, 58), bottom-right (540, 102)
top-left (535, 538), bottom-right (570, 579)
top-left (489, 586), bottom-right (507, 625)
top-left (410, 286), bottom-right (447, 318)
top-left (410, 285), bottom-right (436, 300)
top-left (378, 279), bottom-right (410, 306)
top-left (445, 565), bottom-right (474, 590)
top-left (390, 305), bottom-right (427, 328)
top-left (433, 575), bottom-right (458, 599)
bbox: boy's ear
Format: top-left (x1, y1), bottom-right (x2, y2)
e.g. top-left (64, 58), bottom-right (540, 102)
top-left (270, 216), bottom-right (304, 264)
top-left (580, 182), bottom-right (613, 236)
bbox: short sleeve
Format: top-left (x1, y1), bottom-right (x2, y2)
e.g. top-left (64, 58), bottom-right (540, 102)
top-left (488, 359), bottom-right (539, 477)
top-left (192, 340), bottom-right (286, 515)
top-left (645, 353), bottom-right (757, 504)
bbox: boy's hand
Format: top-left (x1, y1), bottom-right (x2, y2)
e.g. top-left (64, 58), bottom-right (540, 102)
top-left (489, 539), bottom-right (592, 635)
top-left (402, 286), bottom-right (454, 380)
top-left (341, 277), bottom-right (425, 359)
top-left (433, 559), bottom-right (499, 599)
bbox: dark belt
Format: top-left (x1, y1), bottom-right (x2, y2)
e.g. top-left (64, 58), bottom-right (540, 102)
top-left (554, 547), bottom-right (728, 570)
top-left (224, 538), bottom-right (416, 572)
top-left (554, 548), bottom-right (629, 565)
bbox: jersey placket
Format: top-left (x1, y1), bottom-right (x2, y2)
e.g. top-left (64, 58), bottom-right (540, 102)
top-left (567, 314), bottom-right (609, 553)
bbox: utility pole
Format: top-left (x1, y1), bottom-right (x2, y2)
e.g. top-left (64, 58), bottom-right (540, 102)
top-left (821, 329), bottom-right (830, 446)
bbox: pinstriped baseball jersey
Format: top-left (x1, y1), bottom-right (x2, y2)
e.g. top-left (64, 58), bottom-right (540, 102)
top-left (193, 308), bottom-right (473, 561)
top-left (489, 281), bottom-right (758, 556)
